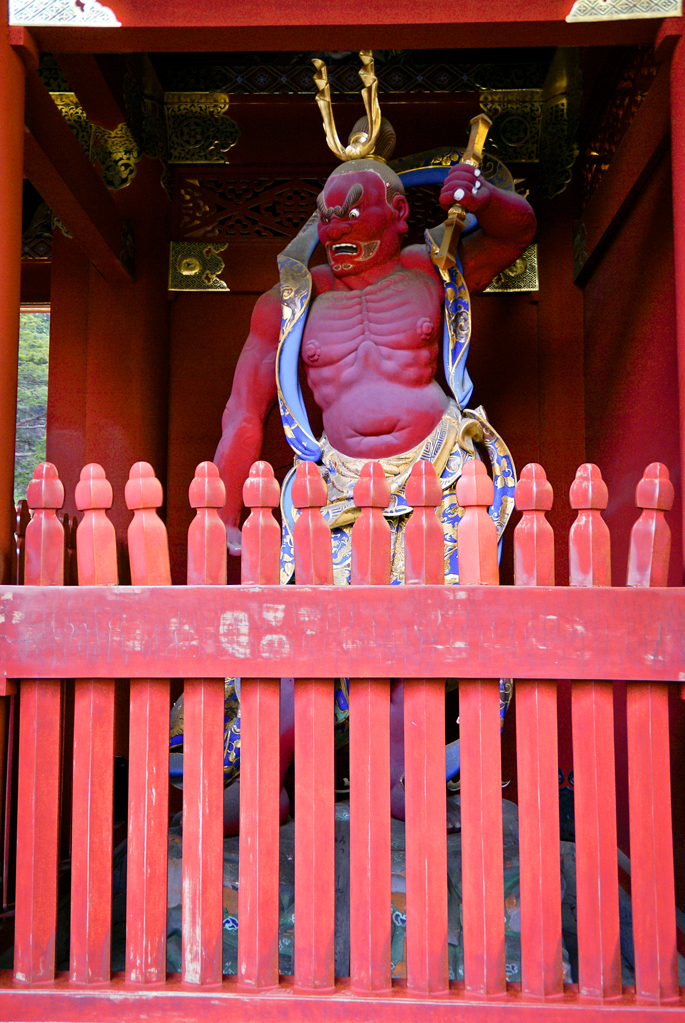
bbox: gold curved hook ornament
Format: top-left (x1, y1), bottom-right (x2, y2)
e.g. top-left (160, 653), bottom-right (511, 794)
top-left (312, 50), bottom-right (382, 161)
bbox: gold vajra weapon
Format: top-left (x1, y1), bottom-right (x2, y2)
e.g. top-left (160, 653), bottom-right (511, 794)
top-left (312, 50), bottom-right (381, 161)
top-left (434, 113), bottom-right (493, 273)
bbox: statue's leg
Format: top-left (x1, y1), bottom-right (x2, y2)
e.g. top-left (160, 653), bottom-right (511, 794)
top-left (222, 677), bottom-right (295, 836)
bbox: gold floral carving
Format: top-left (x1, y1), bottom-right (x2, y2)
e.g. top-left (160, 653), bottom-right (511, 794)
top-left (51, 92), bottom-right (142, 191)
top-left (164, 93), bottom-right (240, 164)
top-left (168, 242), bottom-right (229, 291)
top-left (479, 91), bottom-right (542, 164)
top-left (484, 243), bottom-right (538, 293)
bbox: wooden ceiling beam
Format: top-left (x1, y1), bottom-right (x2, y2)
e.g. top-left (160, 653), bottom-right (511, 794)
top-left (21, 20), bottom-right (659, 54)
top-left (52, 53), bottom-right (128, 131)
top-left (22, 66), bottom-right (132, 283)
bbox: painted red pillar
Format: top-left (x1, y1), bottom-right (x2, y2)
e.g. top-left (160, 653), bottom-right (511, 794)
top-left (671, 29), bottom-right (685, 581)
top-left (0, 13), bottom-right (25, 582)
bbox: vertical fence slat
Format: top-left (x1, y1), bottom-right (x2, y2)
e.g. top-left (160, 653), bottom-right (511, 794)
top-left (349, 463), bottom-right (391, 993)
top-left (70, 463), bottom-right (117, 982)
top-left (292, 462), bottom-right (335, 992)
top-left (514, 464), bottom-right (563, 997)
top-left (569, 463), bottom-right (621, 998)
top-left (626, 463), bottom-right (678, 1002)
top-left (238, 461), bottom-right (281, 991)
top-left (125, 462), bottom-right (171, 983)
top-left (183, 462), bottom-right (227, 986)
top-left (403, 462), bottom-right (448, 994)
top-left (14, 463), bottom-right (64, 983)
top-left (457, 459), bottom-right (506, 996)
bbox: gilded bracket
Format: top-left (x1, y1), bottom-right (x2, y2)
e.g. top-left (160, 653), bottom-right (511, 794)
top-left (164, 93), bottom-right (240, 164)
top-left (478, 90), bottom-right (542, 164)
top-left (484, 243), bottom-right (538, 293)
top-left (51, 92), bottom-right (142, 191)
top-left (566, 0), bottom-right (681, 20)
top-left (479, 49), bottom-right (581, 199)
top-left (169, 242), bottom-right (229, 291)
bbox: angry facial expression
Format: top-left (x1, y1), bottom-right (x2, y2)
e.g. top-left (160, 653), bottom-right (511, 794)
top-left (317, 170), bottom-right (408, 280)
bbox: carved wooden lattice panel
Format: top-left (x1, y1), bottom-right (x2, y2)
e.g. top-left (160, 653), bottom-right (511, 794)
top-left (175, 171), bottom-right (448, 243)
top-left (177, 175), bottom-right (328, 240)
top-left (580, 47), bottom-right (659, 209)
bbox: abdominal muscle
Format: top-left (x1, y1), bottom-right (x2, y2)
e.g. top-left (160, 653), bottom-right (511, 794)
top-left (320, 378), bottom-right (450, 458)
top-left (301, 268), bottom-right (448, 459)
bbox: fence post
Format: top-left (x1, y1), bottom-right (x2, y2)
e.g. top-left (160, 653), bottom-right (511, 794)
top-left (125, 461), bottom-right (171, 983)
top-left (13, 499), bottom-right (29, 585)
top-left (291, 461), bottom-right (335, 992)
top-left (456, 459), bottom-right (506, 995)
top-left (514, 464), bottom-right (563, 997)
top-left (238, 461), bottom-right (281, 991)
top-left (14, 463), bottom-right (64, 983)
top-left (403, 461), bottom-right (448, 994)
top-left (349, 462), bottom-right (392, 993)
top-left (569, 463), bottom-right (621, 998)
top-left (183, 462), bottom-right (226, 986)
top-left (70, 462), bottom-right (117, 982)
top-left (626, 463), bottom-right (678, 1002)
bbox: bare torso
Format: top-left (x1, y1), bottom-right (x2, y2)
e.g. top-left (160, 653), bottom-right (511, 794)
top-left (303, 260), bottom-right (447, 457)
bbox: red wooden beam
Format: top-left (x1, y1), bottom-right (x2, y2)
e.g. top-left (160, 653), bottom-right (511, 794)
top-left (403, 464), bottom-right (448, 995)
top-left (513, 465), bottom-right (564, 999)
top-left (0, 583), bottom-right (682, 682)
top-left (0, 973), bottom-right (684, 1022)
top-left (291, 462), bottom-right (335, 994)
top-left (349, 464), bottom-right (392, 994)
top-left (183, 463), bottom-right (226, 988)
top-left (14, 465), bottom-right (65, 984)
top-left (456, 461), bottom-right (505, 996)
top-left (670, 30), bottom-right (685, 580)
top-left (70, 464), bottom-right (117, 984)
top-left (124, 463), bottom-right (170, 985)
top-left (21, 15), bottom-right (658, 55)
top-left (0, 15), bottom-right (25, 585)
top-left (238, 462), bottom-right (281, 992)
top-left (575, 56), bottom-right (671, 287)
top-left (52, 54), bottom-right (127, 131)
top-left (21, 66), bottom-right (131, 283)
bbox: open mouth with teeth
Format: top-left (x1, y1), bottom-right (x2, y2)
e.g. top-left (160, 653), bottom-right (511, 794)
top-left (330, 243), bottom-right (360, 256)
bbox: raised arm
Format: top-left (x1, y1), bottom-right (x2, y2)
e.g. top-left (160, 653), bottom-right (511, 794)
top-left (439, 164), bottom-right (536, 295)
top-left (214, 285), bottom-right (281, 554)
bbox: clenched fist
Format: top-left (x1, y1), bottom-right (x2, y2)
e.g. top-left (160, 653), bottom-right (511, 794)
top-left (439, 163), bottom-right (491, 216)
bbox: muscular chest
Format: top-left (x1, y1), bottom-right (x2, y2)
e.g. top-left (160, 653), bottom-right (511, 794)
top-left (302, 269), bottom-right (442, 365)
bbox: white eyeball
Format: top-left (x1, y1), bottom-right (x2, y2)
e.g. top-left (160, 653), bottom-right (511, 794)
top-left (349, 208), bottom-right (360, 219)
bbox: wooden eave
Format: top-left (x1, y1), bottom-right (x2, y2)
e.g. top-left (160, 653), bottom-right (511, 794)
top-left (14, 0), bottom-right (676, 53)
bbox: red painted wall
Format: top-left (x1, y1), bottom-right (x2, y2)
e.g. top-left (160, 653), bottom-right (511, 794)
top-left (582, 149), bottom-right (685, 902)
top-left (47, 157), bottom-right (171, 585)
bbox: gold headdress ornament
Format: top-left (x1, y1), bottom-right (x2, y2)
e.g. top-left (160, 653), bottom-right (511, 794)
top-left (312, 50), bottom-right (382, 161)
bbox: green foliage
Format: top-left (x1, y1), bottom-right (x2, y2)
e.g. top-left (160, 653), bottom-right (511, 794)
top-left (14, 312), bottom-right (49, 503)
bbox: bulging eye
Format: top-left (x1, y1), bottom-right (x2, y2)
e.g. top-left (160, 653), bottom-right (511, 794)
top-left (349, 208), bottom-right (360, 219)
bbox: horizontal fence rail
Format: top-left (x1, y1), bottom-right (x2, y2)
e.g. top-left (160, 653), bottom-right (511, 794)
top-left (0, 584), bottom-right (681, 680)
top-left (0, 457), bottom-right (681, 1023)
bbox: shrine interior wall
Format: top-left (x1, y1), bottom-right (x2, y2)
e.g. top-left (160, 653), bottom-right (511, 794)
top-left (580, 144), bottom-right (685, 907)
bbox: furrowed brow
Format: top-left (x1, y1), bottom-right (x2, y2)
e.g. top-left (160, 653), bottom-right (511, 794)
top-left (317, 182), bottom-right (364, 219)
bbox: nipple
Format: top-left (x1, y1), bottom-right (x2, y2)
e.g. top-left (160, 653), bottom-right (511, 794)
top-left (416, 317), bottom-right (435, 340)
top-left (304, 339), bottom-right (321, 363)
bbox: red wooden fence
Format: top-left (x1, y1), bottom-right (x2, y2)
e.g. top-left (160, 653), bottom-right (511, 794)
top-left (0, 455), bottom-right (681, 1021)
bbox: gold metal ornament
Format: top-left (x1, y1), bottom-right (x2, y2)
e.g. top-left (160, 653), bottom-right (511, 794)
top-left (168, 241), bottom-right (229, 291)
top-left (312, 50), bottom-right (382, 161)
top-left (164, 93), bottom-right (239, 164)
top-left (434, 113), bottom-right (493, 273)
top-left (484, 243), bottom-right (539, 293)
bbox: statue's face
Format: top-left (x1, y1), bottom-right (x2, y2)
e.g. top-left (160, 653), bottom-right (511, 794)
top-left (318, 170), bottom-right (408, 279)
